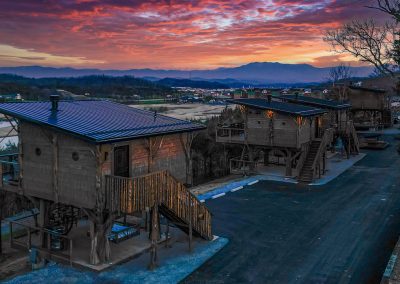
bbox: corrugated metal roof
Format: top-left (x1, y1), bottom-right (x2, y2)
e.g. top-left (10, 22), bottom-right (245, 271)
top-left (228, 98), bottom-right (327, 117)
top-left (0, 100), bottom-right (205, 143)
top-left (278, 95), bottom-right (351, 110)
top-left (349, 86), bottom-right (386, 93)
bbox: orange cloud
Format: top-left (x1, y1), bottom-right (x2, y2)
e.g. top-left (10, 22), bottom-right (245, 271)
top-left (0, 0), bottom-right (384, 69)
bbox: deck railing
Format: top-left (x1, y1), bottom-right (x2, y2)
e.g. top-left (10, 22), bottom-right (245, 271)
top-left (229, 157), bottom-right (258, 175)
top-left (9, 219), bottom-right (73, 266)
top-left (311, 128), bottom-right (335, 178)
top-left (215, 127), bottom-right (245, 143)
top-left (0, 153), bottom-right (19, 188)
top-left (104, 170), bottom-right (212, 240)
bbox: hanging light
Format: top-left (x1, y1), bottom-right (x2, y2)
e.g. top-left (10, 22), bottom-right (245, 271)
top-left (266, 110), bottom-right (274, 118)
top-left (296, 116), bottom-right (303, 125)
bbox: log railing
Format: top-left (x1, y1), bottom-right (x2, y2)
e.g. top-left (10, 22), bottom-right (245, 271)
top-left (346, 120), bottom-right (360, 153)
top-left (9, 219), bottom-right (74, 266)
top-left (311, 128), bottom-right (335, 178)
top-left (104, 170), bottom-right (212, 240)
top-left (295, 142), bottom-right (310, 176)
top-left (229, 157), bottom-right (258, 175)
top-left (215, 127), bottom-right (245, 143)
top-left (0, 153), bottom-right (19, 188)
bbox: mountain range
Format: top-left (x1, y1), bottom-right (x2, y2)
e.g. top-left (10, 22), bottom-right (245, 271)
top-left (0, 62), bottom-right (374, 85)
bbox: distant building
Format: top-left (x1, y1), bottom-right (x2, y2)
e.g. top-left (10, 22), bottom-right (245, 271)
top-left (0, 93), bottom-right (22, 102)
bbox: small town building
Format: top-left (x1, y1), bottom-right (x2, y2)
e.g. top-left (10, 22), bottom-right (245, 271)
top-left (216, 97), bottom-right (335, 183)
top-left (0, 97), bottom-right (212, 269)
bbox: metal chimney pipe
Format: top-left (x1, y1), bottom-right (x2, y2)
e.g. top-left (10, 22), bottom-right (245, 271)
top-left (50, 94), bottom-right (60, 112)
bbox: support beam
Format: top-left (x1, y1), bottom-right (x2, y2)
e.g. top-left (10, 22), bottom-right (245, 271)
top-left (85, 209), bottom-right (114, 265)
top-left (285, 150), bottom-right (292, 177)
top-left (52, 134), bottom-right (59, 203)
top-left (148, 204), bottom-right (159, 270)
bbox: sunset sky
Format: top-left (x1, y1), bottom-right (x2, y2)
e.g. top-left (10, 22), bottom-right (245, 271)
top-left (0, 0), bottom-right (383, 70)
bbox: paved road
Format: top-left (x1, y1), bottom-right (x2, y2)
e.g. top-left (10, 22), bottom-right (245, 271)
top-left (185, 135), bottom-right (400, 284)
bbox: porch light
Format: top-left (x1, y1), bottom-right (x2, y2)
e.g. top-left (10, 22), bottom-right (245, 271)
top-left (266, 110), bottom-right (274, 119)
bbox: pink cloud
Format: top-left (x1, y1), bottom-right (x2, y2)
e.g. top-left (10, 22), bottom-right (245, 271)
top-left (0, 0), bottom-right (386, 69)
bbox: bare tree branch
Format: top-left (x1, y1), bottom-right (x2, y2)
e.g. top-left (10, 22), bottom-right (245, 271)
top-left (324, 19), bottom-right (398, 77)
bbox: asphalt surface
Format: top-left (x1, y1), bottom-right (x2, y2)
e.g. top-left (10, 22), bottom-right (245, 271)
top-left (185, 135), bottom-right (400, 284)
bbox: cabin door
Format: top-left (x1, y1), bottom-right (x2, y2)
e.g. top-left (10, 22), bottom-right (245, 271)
top-left (114, 145), bottom-right (130, 177)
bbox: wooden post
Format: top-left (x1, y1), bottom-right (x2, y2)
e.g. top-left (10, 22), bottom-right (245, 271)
top-left (148, 204), bottom-right (159, 270)
top-left (27, 228), bottom-right (31, 249)
top-left (9, 222), bottom-right (13, 248)
top-left (86, 210), bottom-right (114, 265)
top-left (52, 134), bottom-right (59, 203)
top-left (38, 199), bottom-right (48, 248)
top-left (188, 196), bottom-right (193, 253)
top-left (165, 219), bottom-right (171, 248)
top-left (264, 150), bottom-right (270, 166)
top-left (17, 120), bottom-right (23, 194)
top-left (180, 133), bottom-right (195, 186)
top-left (69, 239), bottom-right (73, 266)
top-left (285, 150), bottom-right (292, 177)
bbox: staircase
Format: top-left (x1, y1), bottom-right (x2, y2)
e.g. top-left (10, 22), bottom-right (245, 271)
top-left (104, 170), bottom-right (212, 240)
top-left (341, 120), bottom-right (360, 156)
top-left (297, 128), bottom-right (335, 183)
top-left (298, 140), bottom-right (321, 183)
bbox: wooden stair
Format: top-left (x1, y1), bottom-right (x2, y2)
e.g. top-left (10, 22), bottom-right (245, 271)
top-left (298, 140), bottom-right (321, 183)
top-left (104, 170), bottom-right (212, 240)
top-left (341, 120), bottom-right (360, 156)
top-left (297, 128), bottom-right (335, 183)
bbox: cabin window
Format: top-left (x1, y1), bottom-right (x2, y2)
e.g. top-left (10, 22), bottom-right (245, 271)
top-left (35, 148), bottom-right (41, 156)
top-left (72, 152), bottom-right (79, 161)
top-left (257, 121), bottom-right (261, 124)
top-left (282, 122), bottom-right (286, 126)
top-left (255, 111), bottom-right (261, 115)
top-left (104, 152), bottom-right (109, 161)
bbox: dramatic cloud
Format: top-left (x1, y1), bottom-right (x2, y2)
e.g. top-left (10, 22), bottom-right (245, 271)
top-left (0, 0), bottom-right (384, 69)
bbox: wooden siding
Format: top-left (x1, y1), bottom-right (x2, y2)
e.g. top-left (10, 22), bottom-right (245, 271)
top-left (100, 133), bottom-right (187, 183)
top-left (21, 122), bottom-right (97, 208)
top-left (349, 89), bottom-right (389, 110)
top-left (245, 111), bottom-right (316, 148)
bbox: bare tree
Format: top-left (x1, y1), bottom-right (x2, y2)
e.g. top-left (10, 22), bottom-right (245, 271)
top-left (368, 0), bottom-right (400, 22)
top-left (329, 63), bottom-right (353, 85)
top-left (325, 19), bottom-right (397, 77)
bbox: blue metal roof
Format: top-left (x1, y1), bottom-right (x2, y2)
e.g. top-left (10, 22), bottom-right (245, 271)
top-left (228, 99), bottom-right (327, 117)
top-left (278, 95), bottom-right (351, 110)
top-left (0, 100), bottom-right (205, 143)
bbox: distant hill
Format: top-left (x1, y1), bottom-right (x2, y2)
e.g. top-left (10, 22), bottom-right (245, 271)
top-left (0, 74), bottom-right (173, 101)
top-left (0, 62), bottom-right (374, 85)
top-left (157, 78), bottom-right (229, 89)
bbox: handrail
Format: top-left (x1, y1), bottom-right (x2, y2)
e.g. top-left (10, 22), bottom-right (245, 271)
top-left (230, 157), bottom-right (258, 175)
top-left (311, 128), bottom-right (334, 172)
top-left (0, 158), bottom-right (20, 188)
top-left (295, 142), bottom-right (310, 176)
top-left (9, 219), bottom-right (73, 266)
top-left (104, 170), bottom-right (212, 240)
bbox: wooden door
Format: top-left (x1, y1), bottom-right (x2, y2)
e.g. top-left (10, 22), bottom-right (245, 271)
top-left (114, 145), bottom-right (130, 177)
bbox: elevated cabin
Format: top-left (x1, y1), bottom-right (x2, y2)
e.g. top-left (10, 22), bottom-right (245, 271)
top-left (277, 95), bottom-right (351, 132)
top-left (216, 98), bottom-right (335, 183)
top-left (277, 95), bottom-right (359, 156)
top-left (0, 97), bottom-right (212, 268)
top-left (348, 86), bottom-right (392, 129)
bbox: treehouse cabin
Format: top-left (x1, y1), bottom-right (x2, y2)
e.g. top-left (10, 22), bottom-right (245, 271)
top-left (277, 95), bottom-right (359, 156)
top-left (348, 86), bottom-right (392, 130)
top-left (216, 98), bottom-right (335, 183)
top-left (0, 97), bottom-right (212, 269)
